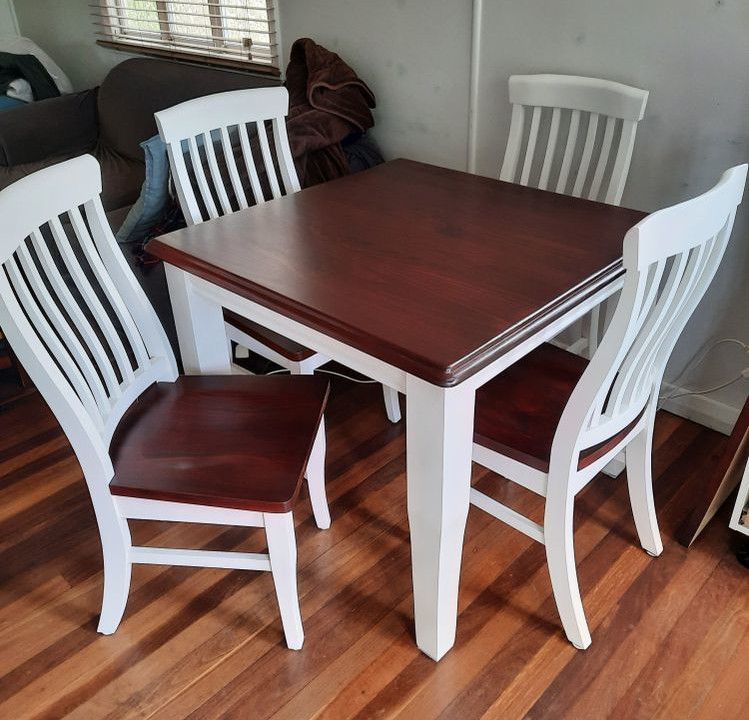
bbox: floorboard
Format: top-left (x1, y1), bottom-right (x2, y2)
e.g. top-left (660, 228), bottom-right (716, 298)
top-left (0, 379), bottom-right (747, 720)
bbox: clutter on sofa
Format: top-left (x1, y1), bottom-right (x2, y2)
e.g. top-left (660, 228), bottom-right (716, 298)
top-left (0, 36), bottom-right (72, 111)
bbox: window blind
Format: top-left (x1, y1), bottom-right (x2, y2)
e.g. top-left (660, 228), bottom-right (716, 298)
top-left (94, 1), bottom-right (279, 75)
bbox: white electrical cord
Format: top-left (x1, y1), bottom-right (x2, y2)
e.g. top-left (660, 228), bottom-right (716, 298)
top-left (261, 367), bottom-right (378, 384)
top-left (660, 338), bottom-right (749, 401)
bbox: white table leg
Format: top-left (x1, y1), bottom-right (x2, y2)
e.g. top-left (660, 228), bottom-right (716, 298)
top-left (406, 375), bottom-right (475, 661)
top-left (164, 265), bottom-right (231, 374)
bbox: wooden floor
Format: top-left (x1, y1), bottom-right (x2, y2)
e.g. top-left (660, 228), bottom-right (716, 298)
top-left (1, 377), bottom-right (748, 719)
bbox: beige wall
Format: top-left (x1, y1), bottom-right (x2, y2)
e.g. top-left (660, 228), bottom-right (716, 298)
top-left (13, 0), bottom-right (137, 89)
top-left (0, 0), bottom-right (18, 35)
top-left (11, 0), bottom-right (749, 426)
top-left (280, 0), bottom-right (474, 171)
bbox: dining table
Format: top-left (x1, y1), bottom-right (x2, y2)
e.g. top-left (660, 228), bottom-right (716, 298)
top-left (146, 158), bottom-right (645, 661)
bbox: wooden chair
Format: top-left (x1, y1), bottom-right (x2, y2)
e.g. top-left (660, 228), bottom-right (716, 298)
top-left (155, 86), bottom-right (402, 423)
top-left (0, 155), bottom-right (332, 650)
top-left (500, 74), bottom-right (649, 355)
top-left (471, 164), bottom-right (747, 649)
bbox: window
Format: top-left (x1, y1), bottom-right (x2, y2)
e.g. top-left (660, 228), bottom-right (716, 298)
top-left (94, 1), bottom-right (279, 75)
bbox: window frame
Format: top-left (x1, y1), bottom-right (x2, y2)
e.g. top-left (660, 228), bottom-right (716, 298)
top-left (95, 0), bottom-right (281, 77)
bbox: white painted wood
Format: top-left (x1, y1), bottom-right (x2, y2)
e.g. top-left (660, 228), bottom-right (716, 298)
top-left (131, 547), bottom-right (272, 571)
top-left (406, 376), bottom-right (476, 661)
top-left (625, 399), bottom-right (663, 556)
top-left (115, 496), bottom-right (265, 527)
top-left (0, 156), bottom-right (327, 649)
top-left (305, 421), bottom-right (331, 530)
top-left (501, 75), bottom-right (648, 202)
top-left (499, 74), bottom-right (649, 354)
top-left (157, 87), bottom-right (399, 421)
top-left (265, 512), bottom-right (305, 650)
top-left (471, 165), bottom-right (747, 648)
top-left (729, 457), bottom-right (749, 537)
top-left (470, 488), bottom-right (545, 543)
top-left (164, 264), bottom-right (232, 375)
top-left (187, 273), bottom-right (409, 393)
top-left (472, 443), bottom-right (547, 496)
top-left (382, 385), bottom-right (402, 423)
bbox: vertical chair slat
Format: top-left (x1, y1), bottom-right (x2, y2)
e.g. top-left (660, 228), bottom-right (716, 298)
top-left (256, 120), bottom-right (283, 200)
top-left (5, 255), bottom-right (103, 425)
top-left (220, 126), bottom-right (249, 210)
top-left (239, 121), bottom-right (266, 205)
top-left (167, 140), bottom-right (204, 224)
top-left (499, 104), bottom-right (525, 183)
top-left (48, 215), bottom-right (137, 383)
top-left (188, 135), bottom-right (219, 220)
top-left (589, 116), bottom-right (617, 201)
top-left (539, 107), bottom-right (561, 191)
top-left (556, 109), bottom-right (580, 195)
top-left (572, 112), bottom-right (599, 197)
top-left (605, 119), bottom-right (639, 205)
top-left (15, 240), bottom-right (111, 414)
top-left (519, 106), bottom-right (542, 186)
top-left (272, 117), bottom-right (301, 194)
top-left (67, 208), bottom-right (150, 372)
top-left (203, 130), bottom-right (233, 215)
top-left (28, 228), bottom-right (122, 401)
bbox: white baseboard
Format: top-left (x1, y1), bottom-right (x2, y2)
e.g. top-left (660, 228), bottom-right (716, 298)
top-left (550, 338), bottom-right (739, 437)
top-left (658, 382), bottom-right (739, 436)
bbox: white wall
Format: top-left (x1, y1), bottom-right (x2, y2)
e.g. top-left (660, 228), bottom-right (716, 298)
top-left (13, 0), bottom-right (137, 89)
top-left (0, 0), bottom-right (18, 35)
top-left (10, 0), bottom-right (749, 427)
top-left (279, 0), bottom-right (474, 171)
top-left (471, 0), bottom-right (749, 427)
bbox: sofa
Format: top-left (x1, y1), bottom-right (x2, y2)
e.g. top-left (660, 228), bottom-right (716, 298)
top-left (0, 58), bottom-right (278, 353)
top-left (0, 56), bottom-right (278, 226)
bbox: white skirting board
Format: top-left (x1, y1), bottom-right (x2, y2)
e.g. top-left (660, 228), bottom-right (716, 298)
top-left (549, 338), bottom-right (740, 437)
top-left (658, 382), bottom-right (739, 436)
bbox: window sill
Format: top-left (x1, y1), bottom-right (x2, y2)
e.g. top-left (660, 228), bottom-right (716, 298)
top-left (96, 40), bottom-right (281, 78)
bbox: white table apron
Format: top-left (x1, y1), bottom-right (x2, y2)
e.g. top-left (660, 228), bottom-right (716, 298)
top-left (164, 262), bottom-right (624, 661)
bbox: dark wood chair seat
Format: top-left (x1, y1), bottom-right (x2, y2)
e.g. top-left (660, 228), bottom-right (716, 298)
top-left (224, 309), bottom-right (317, 362)
top-left (110, 375), bottom-right (329, 512)
top-left (475, 343), bottom-right (634, 473)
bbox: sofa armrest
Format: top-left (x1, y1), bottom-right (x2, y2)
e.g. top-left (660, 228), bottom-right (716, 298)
top-left (0, 154), bottom-right (83, 192)
top-left (0, 89), bottom-right (98, 167)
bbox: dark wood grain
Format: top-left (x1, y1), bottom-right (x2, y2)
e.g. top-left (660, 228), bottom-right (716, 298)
top-left (147, 159), bottom-right (644, 386)
top-left (676, 392), bottom-right (749, 546)
top-left (475, 343), bottom-right (642, 472)
top-left (109, 375), bottom-right (329, 512)
top-left (1, 382), bottom-right (746, 719)
top-left (223, 309), bottom-right (317, 361)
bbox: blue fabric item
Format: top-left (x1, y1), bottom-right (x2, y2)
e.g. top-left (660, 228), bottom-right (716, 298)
top-left (115, 134), bottom-right (170, 243)
top-left (0, 94), bottom-right (26, 112)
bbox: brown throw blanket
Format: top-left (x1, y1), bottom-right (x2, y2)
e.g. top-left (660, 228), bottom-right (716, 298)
top-left (286, 38), bottom-right (376, 186)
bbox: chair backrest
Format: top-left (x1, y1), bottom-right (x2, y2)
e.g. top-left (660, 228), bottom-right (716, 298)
top-left (0, 155), bottom-right (177, 481)
top-left (556, 164), bottom-right (747, 468)
top-left (155, 86), bottom-right (301, 226)
top-left (500, 74), bottom-right (649, 205)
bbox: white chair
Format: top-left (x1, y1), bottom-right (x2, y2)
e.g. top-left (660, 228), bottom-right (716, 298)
top-left (155, 86), bottom-right (402, 423)
top-left (500, 74), bottom-right (649, 355)
top-left (0, 155), bottom-right (333, 649)
top-left (471, 164), bottom-right (747, 649)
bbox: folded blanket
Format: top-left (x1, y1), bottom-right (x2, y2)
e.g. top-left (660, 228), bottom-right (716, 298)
top-left (286, 38), bottom-right (376, 186)
top-left (0, 52), bottom-right (60, 101)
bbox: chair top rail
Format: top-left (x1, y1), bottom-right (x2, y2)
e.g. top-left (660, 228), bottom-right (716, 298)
top-left (508, 74), bottom-right (648, 121)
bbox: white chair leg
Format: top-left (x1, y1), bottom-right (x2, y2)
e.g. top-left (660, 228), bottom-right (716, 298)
top-left (382, 385), bottom-right (401, 423)
top-left (544, 483), bottom-right (592, 650)
top-left (305, 419), bottom-right (330, 529)
top-left (265, 512), bottom-right (304, 650)
top-left (625, 421), bottom-right (663, 557)
top-left (96, 512), bottom-right (133, 634)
